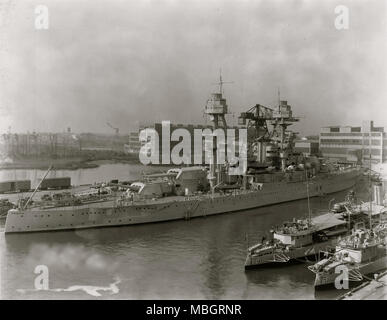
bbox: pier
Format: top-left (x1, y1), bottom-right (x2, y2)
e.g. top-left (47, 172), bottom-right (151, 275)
top-left (337, 270), bottom-right (387, 300)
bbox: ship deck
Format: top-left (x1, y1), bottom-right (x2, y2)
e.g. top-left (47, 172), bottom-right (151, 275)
top-left (15, 188), bottom-right (260, 212)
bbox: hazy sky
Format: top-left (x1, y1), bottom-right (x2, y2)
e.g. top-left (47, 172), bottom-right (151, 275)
top-left (0, 0), bottom-right (386, 135)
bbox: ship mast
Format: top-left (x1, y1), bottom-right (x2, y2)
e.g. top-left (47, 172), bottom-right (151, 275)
top-left (215, 69), bottom-right (233, 95)
top-left (277, 87), bottom-right (281, 112)
top-left (305, 168), bottom-right (312, 226)
top-left (271, 99), bottom-right (299, 171)
top-left (205, 71), bottom-right (232, 194)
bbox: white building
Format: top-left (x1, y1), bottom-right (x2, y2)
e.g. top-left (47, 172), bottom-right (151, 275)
top-left (319, 120), bottom-right (387, 163)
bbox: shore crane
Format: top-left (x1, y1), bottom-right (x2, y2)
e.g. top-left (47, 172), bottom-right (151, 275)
top-left (106, 122), bottom-right (119, 135)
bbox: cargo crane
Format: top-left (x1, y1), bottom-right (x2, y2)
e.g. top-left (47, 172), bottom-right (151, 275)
top-left (238, 103), bottom-right (275, 168)
top-left (238, 95), bottom-right (299, 171)
top-left (106, 122), bottom-right (119, 135)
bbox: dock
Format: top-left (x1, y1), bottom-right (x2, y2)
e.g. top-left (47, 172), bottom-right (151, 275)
top-left (337, 270), bottom-right (387, 300)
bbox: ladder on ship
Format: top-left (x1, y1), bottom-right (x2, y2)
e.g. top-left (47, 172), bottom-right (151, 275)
top-left (184, 199), bottom-right (200, 220)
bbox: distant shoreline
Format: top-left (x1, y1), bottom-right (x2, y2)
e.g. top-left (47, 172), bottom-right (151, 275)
top-left (0, 157), bottom-right (141, 171)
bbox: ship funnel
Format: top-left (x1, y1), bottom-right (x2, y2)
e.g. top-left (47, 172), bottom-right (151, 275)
top-left (373, 183), bottom-right (383, 206)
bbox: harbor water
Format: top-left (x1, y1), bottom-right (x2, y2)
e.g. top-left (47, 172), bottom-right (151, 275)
top-left (0, 164), bottom-right (372, 299)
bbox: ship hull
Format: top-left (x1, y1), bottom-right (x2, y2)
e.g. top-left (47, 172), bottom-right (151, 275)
top-left (5, 168), bottom-right (360, 234)
top-left (314, 256), bottom-right (387, 290)
top-left (244, 240), bottom-right (337, 269)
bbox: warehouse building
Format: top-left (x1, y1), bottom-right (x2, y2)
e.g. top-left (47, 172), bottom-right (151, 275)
top-left (294, 137), bottom-right (320, 157)
top-left (319, 120), bottom-right (387, 164)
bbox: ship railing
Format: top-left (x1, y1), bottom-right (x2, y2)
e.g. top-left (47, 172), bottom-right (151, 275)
top-left (338, 236), bottom-right (385, 249)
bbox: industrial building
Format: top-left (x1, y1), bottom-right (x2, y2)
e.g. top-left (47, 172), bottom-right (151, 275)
top-left (294, 137), bottom-right (320, 157)
top-left (319, 120), bottom-right (387, 163)
top-left (0, 131), bottom-right (80, 158)
top-left (0, 131), bottom-right (129, 160)
top-left (124, 132), bottom-right (142, 154)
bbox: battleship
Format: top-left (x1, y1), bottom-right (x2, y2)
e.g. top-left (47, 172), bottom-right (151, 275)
top-left (4, 83), bottom-right (362, 234)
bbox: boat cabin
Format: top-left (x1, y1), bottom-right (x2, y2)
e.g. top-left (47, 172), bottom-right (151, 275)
top-left (336, 245), bottom-right (379, 264)
top-left (336, 229), bottom-right (381, 263)
top-left (274, 230), bottom-right (314, 247)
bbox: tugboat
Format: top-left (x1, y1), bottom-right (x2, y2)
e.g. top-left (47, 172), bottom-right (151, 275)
top-left (308, 223), bottom-right (387, 289)
top-left (244, 212), bottom-right (349, 269)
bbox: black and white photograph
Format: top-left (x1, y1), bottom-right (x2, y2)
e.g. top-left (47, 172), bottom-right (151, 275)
top-left (0, 0), bottom-right (386, 306)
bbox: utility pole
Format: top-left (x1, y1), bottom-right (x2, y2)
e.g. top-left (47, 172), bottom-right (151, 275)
top-left (369, 131), bottom-right (372, 230)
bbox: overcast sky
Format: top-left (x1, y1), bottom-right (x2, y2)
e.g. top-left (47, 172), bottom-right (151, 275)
top-left (0, 0), bottom-right (386, 135)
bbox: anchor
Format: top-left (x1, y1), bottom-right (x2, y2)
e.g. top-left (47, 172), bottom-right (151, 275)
top-left (184, 200), bottom-right (200, 220)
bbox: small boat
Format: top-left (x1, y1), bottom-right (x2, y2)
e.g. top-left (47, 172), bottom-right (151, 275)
top-left (244, 213), bottom-right (349, 269)
top-left (245, 169), bottom-right (350, 269)
top-left (308, 223), bottom-right (387, 290)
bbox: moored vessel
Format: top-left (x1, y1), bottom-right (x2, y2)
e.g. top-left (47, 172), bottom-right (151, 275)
top-left (244, 212), bottom-right (349, 269)
top-left (308, 223), bottom-right (387, 290)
